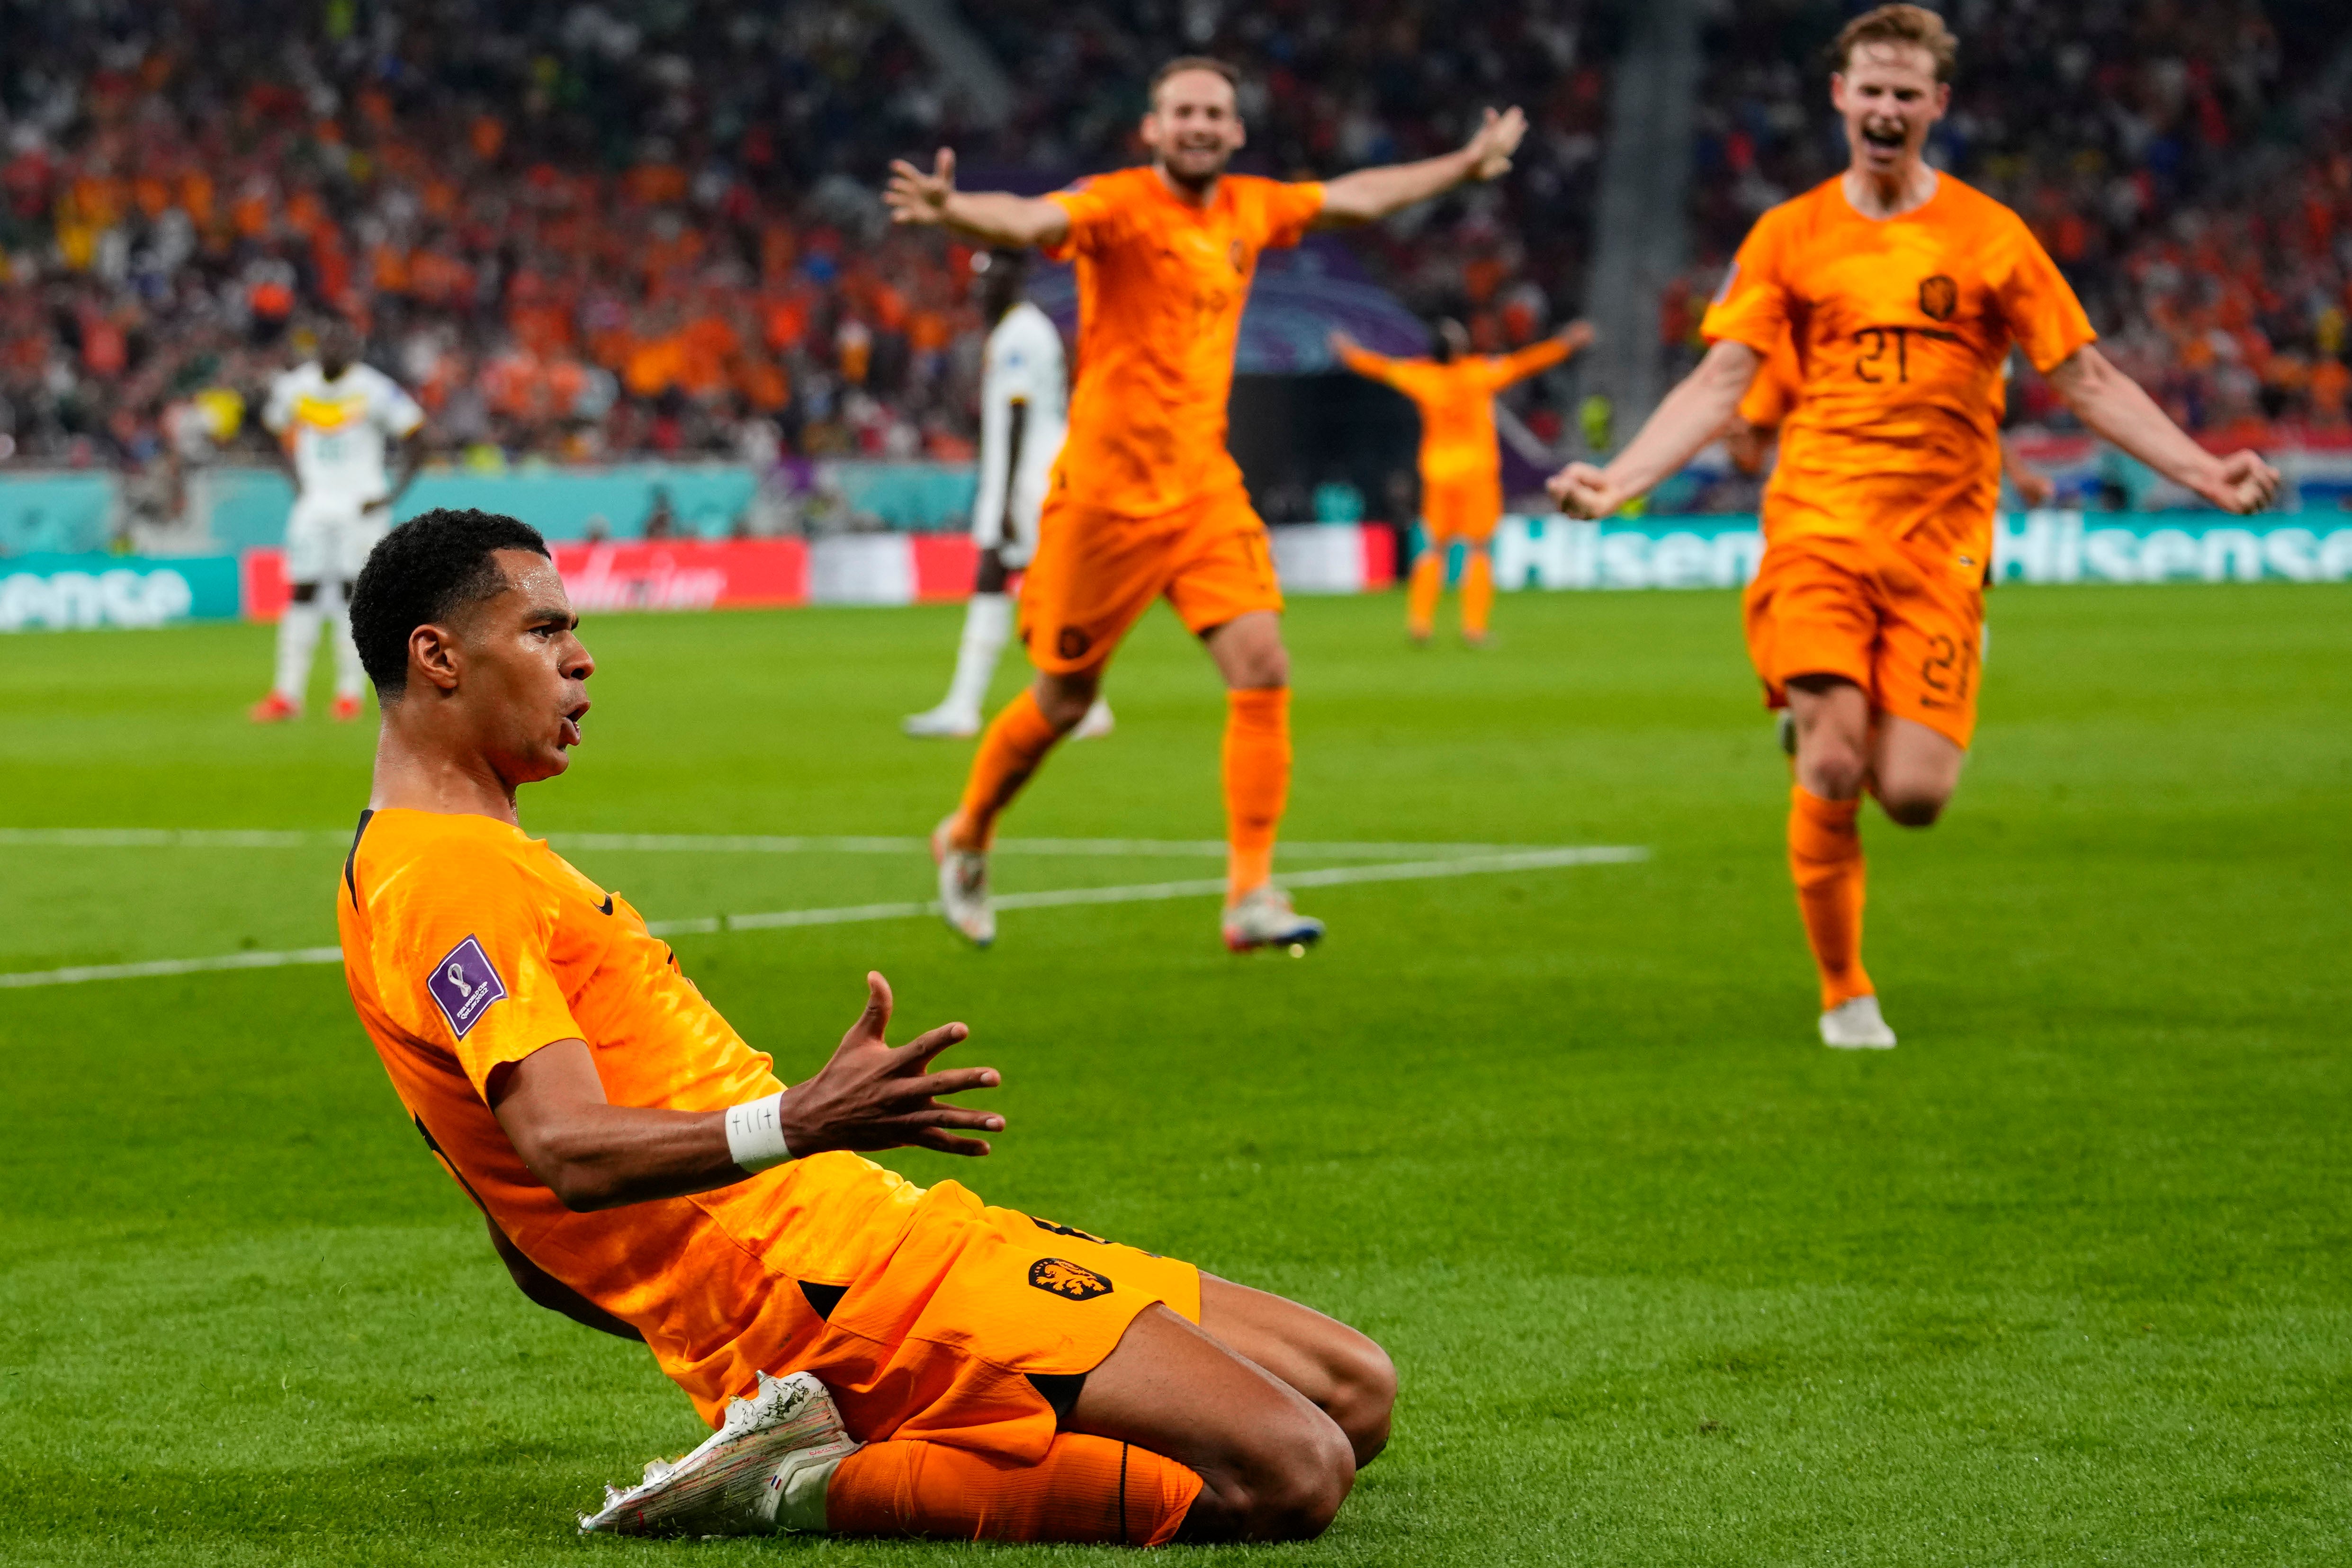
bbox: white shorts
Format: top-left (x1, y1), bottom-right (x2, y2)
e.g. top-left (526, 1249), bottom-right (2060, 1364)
top-left (285, 495), bottom-right (386, 586)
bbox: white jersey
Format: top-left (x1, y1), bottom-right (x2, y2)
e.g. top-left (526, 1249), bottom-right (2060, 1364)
top-left (973, 302), bottom-right (1067, 559)
top-left (262, 362), bottom-right (424, 508)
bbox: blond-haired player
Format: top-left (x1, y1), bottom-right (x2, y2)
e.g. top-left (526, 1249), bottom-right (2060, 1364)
top-left (1550, 4), bottom-right (2277, 1048)
top-left (886, 57), bottom-right (1528, 951)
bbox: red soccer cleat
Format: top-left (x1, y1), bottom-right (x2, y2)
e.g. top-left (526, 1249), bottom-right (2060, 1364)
top-left (249, 691), bottom-right (301, 723)
top-left (331, 693), bottom-right (365, 722)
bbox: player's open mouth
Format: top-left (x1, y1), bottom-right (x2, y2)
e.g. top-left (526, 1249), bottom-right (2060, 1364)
top-left (1862, 124), bottom-right (1906, 151)
top-left (560, 705), bottom-right (587, 747)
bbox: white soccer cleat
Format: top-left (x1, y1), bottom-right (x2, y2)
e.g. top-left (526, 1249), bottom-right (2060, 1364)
top-left (932, 816), bottom-right (996, 947)
top-left (579, 1370), bottom-right (860, 1537)
top-left (902, 704), bottom-right (981, 739)
top-left (1071, 698), bottom-right (1115, 740)
top-left (1819, 995), bottom-right (1897, 1049)
top-left (1221, 885), bottom-right (1325, 953)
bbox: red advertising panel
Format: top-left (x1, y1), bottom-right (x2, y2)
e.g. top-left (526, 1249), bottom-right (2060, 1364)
top-left (551, 539), bottom-right (808, 610)
top-left (908, 533), bottom-right (978, 602)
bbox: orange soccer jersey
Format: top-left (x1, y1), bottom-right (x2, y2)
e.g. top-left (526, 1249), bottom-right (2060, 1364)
top-left (1701, 174), bottom-right (2093, 563)
top-left (1043, 167), bottom-right (1324, 517)
top-left (1338, 338), bottom-right (1571, 495)
top-left (339, 808), bottom-right (1199, 1452)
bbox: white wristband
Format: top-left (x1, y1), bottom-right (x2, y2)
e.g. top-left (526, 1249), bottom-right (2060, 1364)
top-left (724, 1092), bottom-right (794, 1173)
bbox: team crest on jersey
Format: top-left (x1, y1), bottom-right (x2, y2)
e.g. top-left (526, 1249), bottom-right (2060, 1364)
top-left (1029, 1257), bottom-right (1113, 1300)
top-left (1918, 275), bottom-right (1958, 322)
top-left (426, 934), bottom-right (507, 1039)
top-left (1056, 626), bottom-right (1092, 660)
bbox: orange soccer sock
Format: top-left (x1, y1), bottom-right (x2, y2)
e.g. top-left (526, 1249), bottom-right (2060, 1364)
top-left (1787, 784), bottom-right (1874, 1010)
top-left (825, 1433), bottom-right (1202, 1546)
top-left (953, 689), bottom-right (1063, 849)
top-left (1404, 550), bottom-right (1443, 637)
top-left (1459, 548), bottom-right (1494, 639)
top-left (1223, 687), bottom-right (1292, 902)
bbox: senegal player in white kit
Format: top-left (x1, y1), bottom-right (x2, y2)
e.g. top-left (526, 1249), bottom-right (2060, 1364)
top-left (903, 251), bottom-right (1111, 741)
top-left (251, 321), bottom-right (425, 723)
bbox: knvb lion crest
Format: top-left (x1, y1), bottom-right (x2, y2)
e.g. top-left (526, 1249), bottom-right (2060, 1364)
top-left (1918, 274), bottom-right (1958, 322)
top-left (1029, 1257), bottom-right (1113, 1301)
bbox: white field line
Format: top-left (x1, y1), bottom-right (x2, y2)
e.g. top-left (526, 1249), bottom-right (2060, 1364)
top-left (0, 827), bottom-right (1557, 860)
top-left (0, 845), bottom-right (1645, 990)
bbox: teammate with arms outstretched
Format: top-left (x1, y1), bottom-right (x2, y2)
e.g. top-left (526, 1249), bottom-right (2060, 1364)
top-left (1548, 5), bottom-right (2277, 1048)
top-left (903, 249), bottom-right (1111, 742)
top-left (338, 508), bottom-right (1393, 1545)
top-left (1331, 318), bottom-right (1592, 645)
top-left (251, 319), bottom-right (423, 723)
top-left (886, 56), bottom-right (1528, 951)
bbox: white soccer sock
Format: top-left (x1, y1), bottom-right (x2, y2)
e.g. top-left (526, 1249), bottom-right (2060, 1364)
top-left (941, 592), bottom-right (1013, 719)
top-left (273, 598), bottom-right (325, 701)
top-left (324, 582), bottom-right (365, 699)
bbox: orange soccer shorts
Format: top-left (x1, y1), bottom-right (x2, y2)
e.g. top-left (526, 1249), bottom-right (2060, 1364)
top-left (1420, 474), bottom-right (1504, 544)
top-left (795, 1182), bottom-right (1203, 1466)
top-left (1742, 528), bottom-right (1985, 748)
top-left (1018, 482), bottom-right (1284, 676)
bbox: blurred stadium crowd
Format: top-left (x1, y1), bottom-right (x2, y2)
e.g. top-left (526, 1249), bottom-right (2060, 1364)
top-left (0, 0), bottom-right (1607, 474)
top-left (3, 0), bottom-right (2347, 481)
top-left (1670, 0), bottom-right (2352, 439)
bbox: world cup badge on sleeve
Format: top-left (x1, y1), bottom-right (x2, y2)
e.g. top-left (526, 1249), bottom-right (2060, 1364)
top-left (426, 935), bottom-right (509, 1039)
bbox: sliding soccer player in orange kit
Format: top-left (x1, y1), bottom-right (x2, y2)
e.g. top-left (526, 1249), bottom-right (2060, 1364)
top-left (1332, 318), bottom-right (1591, 645)
top-left (338, 508), bottom-right (1394, 1545)
top-left (884, 56), bottom-right (1530, 952)
top-left (1548, 5), bottom-right (2277, 1048)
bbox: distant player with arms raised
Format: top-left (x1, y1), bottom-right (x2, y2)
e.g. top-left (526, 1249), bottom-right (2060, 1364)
top-left (338, 509), bottom-right (1392, 1543)
top-left (886, 57), bottom-right (1528, 950)
top-left (1549, 6), bottom-right (2277, 1047)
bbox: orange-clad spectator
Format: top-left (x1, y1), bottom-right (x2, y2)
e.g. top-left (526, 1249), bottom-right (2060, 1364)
top-left (134, 171), bottom-right (171, 218)
top-left (421, 176), bottom-right (458, 221)
top-left (284, 186), bottom-right (330, 240)
top-left (621, 160), bottom-right (688, 207)
top-left (907, 307), bottom-right (952, 357)
top-left (836, 317), bottom-right (872, 385)
top-left (230, 178), bottom-right (272, 239)
top-left (759, 220), bottom-right (797, 281)
top-left (79, 306), bottom-right (127, 377)
top-left (736, 355), bottom-right (790, 413)
top-left (470, 115), bottom-right (506, 163)
top-left (2309, 356), bottom-right (2351, 428)
top-left (370, 242), bottom-right (413, 296)
top-left (761, 287), bottom-right (811, 353)
top-left (543, 356), bottom-right (590, 419)
top-left (482, 347), bottom-right (547, 420)
top-left (624, 333), bottom-right (687, 399)
top-left (176, 168), bottom-right (214, 227)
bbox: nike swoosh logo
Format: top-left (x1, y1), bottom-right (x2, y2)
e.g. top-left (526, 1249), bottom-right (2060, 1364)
top-left (598, 895), bottom-right (614, 916)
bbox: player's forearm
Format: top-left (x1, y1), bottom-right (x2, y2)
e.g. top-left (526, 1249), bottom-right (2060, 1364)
top-left (515, 1102), bottom-right (750, 1211)
top-left (1603, 341), bottom-right (1760, 498)
top-left (1317, 148), bottom-right (1478, 225)
top-left (2049, 347), bottom-right (2225, 495)
top-left (939, 192), bottom-right (1068, 249)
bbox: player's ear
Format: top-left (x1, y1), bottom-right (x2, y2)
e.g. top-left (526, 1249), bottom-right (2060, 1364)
top-left (409, 623), bottom-right (464, 693)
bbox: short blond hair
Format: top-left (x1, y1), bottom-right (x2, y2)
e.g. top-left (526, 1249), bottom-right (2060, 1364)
top-left (1149, 56), bottom-right (1240, 108)
top-left (1833, 4), bottom-right (1958, 84)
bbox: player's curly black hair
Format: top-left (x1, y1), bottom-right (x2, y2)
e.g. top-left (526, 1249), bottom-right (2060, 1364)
top-left (348, 507), bottom-right (549, 697)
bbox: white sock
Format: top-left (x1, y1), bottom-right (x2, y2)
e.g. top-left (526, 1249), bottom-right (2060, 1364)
top-left (324, 583), bottom-right (365, 699)
top-left (274, 598), bottom-right (325, 701)
top-left (942, 592), bottom-right (1013, 719)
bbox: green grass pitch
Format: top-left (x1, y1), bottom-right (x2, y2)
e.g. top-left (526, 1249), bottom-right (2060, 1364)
top-left (2, 582), bottom-right (2348, 1565)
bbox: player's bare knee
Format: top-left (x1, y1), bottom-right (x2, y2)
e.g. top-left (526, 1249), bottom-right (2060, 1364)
top-left (1799, 746), bottom-right (1868, 801)
top-left (1879, 785), bottom-right (1948, 827)
top-left (1033, 671), bottom-right (1099, 730)
top-left (1238, 1417), bottom-right (1354, 1541)
top-left (1325, 1334), bottom-right (1397, 1465)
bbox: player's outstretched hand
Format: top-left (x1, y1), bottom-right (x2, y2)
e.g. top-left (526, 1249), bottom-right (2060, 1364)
top-left (780, 971), bottom-right (1002, 1158)
top-left (1548, 461), bottom-right (1620, 519)
top-left (1464, 107), bottom-right (1527, 180)
top-left (1559, 321), bottom-right (1597, 354)
top-left (2199, 449), bottom-right (2281, 515)
top-left (1327, 330), bottom-right (1358, 357)
top-left (884, 149), bottom-right (957, 226)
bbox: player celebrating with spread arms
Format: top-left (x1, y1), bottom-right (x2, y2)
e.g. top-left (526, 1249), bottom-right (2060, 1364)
top-left (338, 508), bottom-right (1393, 1545)
top-left (1331, 318), bottom-right (1593, 646)
top-left (885, 57), bottom-right (1529, 951)
top-left (1549, 5), bottom-right (2278, 1049)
